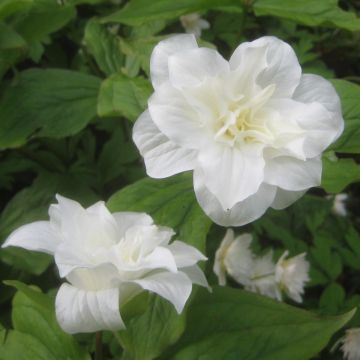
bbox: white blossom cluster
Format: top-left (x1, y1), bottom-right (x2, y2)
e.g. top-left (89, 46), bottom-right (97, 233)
top-left (214, 229), bottom-right (310, 303)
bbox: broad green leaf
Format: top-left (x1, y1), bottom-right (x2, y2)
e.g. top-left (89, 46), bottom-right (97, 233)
top-left (84, 18), bottom-right (124, 76)
top-left (98, 74), bottom-right (152, 121)
top-left (119, 296), bottom-right (186, 360)
top-left (165, 287), bottom-right (355, 360)
top-left (102, 0), bottom-right (242, 25)
top-left (322, 157), bottom-right (360, 193)
top-left (319, 283), bottom-right (345, 315)
top-left (254, 0), bottom-right (360, 32)
top-left (107, 173), bottom-right (211, 252)
top-left (0, 69), bottom-right (101, 149)
top-left (0, 0), bottom-right (32, 21)
top-left (1, 282), bottom-right (90, 360)
top-left (330, 79), bottom-right (360, 153)
top-left (0, 172), bottom-right (99, 274)
top-left (13, 0), bottom-right (76, 43)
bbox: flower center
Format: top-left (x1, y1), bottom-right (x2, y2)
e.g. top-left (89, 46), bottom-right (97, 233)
top-left (214, 84), bottom-right (276, 146)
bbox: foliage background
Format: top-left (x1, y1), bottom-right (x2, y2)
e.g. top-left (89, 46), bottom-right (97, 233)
top-left (0, 0), bottom-right (360, 359)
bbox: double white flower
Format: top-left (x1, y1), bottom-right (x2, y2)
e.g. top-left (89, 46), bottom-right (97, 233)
top-left (133, 34), bottom-right (344, 226)
top-left (2, 195), bottom-right (207, 333)
top-left (214, 229), bottom-right (310, 302)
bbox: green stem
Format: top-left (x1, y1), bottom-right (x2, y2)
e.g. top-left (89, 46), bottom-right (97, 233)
top-left (95, 331), bottom-right (103, 360)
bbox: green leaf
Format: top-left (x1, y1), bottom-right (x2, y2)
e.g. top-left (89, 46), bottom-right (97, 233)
top-left (0, 172), bottom-right (99, 274)
top-left (322, 157), bottom-right (360, 193)
top-left (330, 79), bottom-right (360, 153)
top-left (319, 283), bottom-right (345, 315)
top-left (97, 74), bottom-right (152, 121)
top-left (0, 0), bottom-right (32, 21)
top-left (254, 0), bottom-right (360, 32)
top-left (0, 69), bottom-right (101, 149)
top-left (101, 0), bottom-right (242, 25)
top-left (13, 0), bottom-right (76, 43)
top-left (1, 281), bottom-right (90, 360)
top-left (165, 287), bottom-right (355, 360)
top-left (119, 296), bottom-right (186, 360)
top-left (107, 173), bottom-right (211, 252)
top-left (84, 18), bottom-right (124, 76)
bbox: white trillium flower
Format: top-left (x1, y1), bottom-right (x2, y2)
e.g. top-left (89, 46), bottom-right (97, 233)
top-left (133, 35), bottom-right (344, 226)
top-left (275, 251), bottom-right (310, 303)
top-left (2, 195), bottom-right (207, 334)
top-left (340, 328), bottom-right (360, 360)
top-left (213, 229), bottom-right (254, 286)
top-left (332, 193), bottom-right (348, 217)
top-left (180, 13), bottom-right (210, 38)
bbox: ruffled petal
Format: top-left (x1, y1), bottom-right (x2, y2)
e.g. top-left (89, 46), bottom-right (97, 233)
top-left (150, 34), bottom-right (198, 89)
top-left (197, 144), bottom-right (265, 210)
top-left (132, 271), bottom-right (192, 314)
top-left (194, 168), bottom-right (277, 226)
top-left (55, 283), bottom-right (124, 334)
top-left (264, 156), bottom-right (322, 191)
top-left (166, 240), bottom-right (207, 268)
top-left (230, 36), bottom-right (301, 98)
top-left (168, 47), bottom-right (229, 88)
top-left (2, 221), bottom-right (59, 255)
top-left (133, 110), bottom-right (197, 178)
top-left (112, 212), bottom-right (153, 238)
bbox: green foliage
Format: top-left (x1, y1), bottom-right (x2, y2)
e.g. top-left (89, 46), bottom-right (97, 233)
top-left (165, 287), bottom-right (355, 360)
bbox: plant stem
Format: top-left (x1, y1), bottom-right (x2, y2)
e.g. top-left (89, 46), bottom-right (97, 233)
top-left (95, 331), bottom-right (103, 360)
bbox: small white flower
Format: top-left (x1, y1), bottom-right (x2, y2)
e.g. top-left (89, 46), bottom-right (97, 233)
top-left (213, 229), bottom-right (253, 286)
top-left (133, 35), bottom-right (344, 227)
top-left (180, 13), bottom-right (210, 38)
top-left (275, 251), bottom-right (310, 303)
top-left (245, 251), bottom-right (278, 299)
top-left (2, 195), bottom-right (207, 334)
top-left (333, 193), bottom-right (348, 217)
top-left (340, 328), bottom-right (360, 360)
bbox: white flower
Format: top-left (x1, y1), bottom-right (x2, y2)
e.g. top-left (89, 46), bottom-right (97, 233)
top-left (340, 328), bottom-right (360, 360)
top-left (133, 35), bottom-right (344, 226)
top-left (245, 251), bottom-right (278, 299)
top-left (333, 193), bottom-right (348, 217)
top-left (213, 229), bottom-right (253, 286)
top-left (2, 195), bottom-right (207, 334)
top-left (275, 251), bottom-right (310, 303)
top-left (180, 13), bottom-right (210, 38)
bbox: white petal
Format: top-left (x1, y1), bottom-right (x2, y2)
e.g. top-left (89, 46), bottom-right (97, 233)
top-left (168, 47), bottom-right (229, 88)
top-left (181, 265), bottom-right (209, 288)
top-left (133, 110), bottom-right (197, 178)
top-left (132, 271), bottom-right (192, 314)
top-left (264, 156), bottom-right (322, 191)
top-left (230, 36), bottom-right (301, 98)
top-left (112, 212), bottom-right (153, 237)
top-left (166, 240), bottom-right (207, 268)
top-left (196, 144), bottom-right (265, 210)
top-left (140, 246), bottom-right (178, 273)
top-left (271, 188), bottom-right (307, 210)
top-left (150, 34), bottom-right (198, 89)
top-left (148, 82), bottom-right (210, 149)
top-left (2, 221), bottom-right (59, 255)
top-left (194, 168), bottom-right (277, 226)
top-left (55, 283), bottom-right (124, 334)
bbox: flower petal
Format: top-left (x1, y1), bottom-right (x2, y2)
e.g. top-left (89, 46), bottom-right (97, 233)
top-left (132, 271), bottom-right (192, 314)
top-left (181, 265), bottom-right (209, 288)
top-left (264, 156), bottom-right (322, 191)
top-left (168, 47), bottom-right (229, 88)
top-left (230, 36), bottom-right (301, 98)
top-left (197, 144), bottom-right (265, 210)
top-left (271, 188), bottom-right (307, 210)
top-left (150, 34), bottom-right (198, 89)
top-left (2, 221), bottom-right (58, 255)
top-left (133, 110), bottom-right (197, 178)
top-left (166, 240), bottom-right (207, 268)
top-left (148, 82), bottom-right (210, 149)
top-left (194, 168), bottom-right (277, 226)
top-left (112, 212), bottom-right (153, 237)
top-left (55, 283), bottom-right (124, 334)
